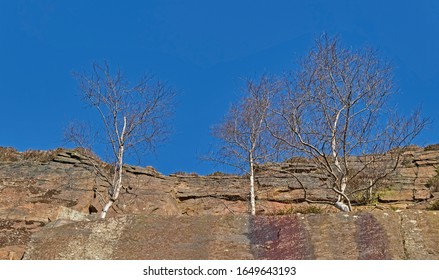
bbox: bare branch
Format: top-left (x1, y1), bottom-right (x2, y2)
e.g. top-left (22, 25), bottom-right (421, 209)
top-left (269, 33), bottom-right (428, 211)
top-left (207, 75), bottom-right (281, 215)
top-left (68, 62), bottom-right (175, 218)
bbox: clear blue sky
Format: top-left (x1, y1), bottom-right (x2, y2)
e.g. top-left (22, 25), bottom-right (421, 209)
top-left (1, 0), bottom-right (438, 175)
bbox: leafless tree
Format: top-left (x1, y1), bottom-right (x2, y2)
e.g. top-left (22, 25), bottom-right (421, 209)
top-left (268, 34), bottom-right (427, 211)
top-left (67, 62), bottom-right (175, 218)
top-left (210, 75), bottom-right (280, 215)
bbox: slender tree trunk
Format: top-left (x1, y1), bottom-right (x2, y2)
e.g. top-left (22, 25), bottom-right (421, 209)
top-left (101, 117), bottom-right (127, 219)
top-left (101, 200), bottom-right (114, 219)
top-left (249, 155), bottom-right (256, 215)
top-left (101, 145), bottom-right (125, 219)
top-left (329, 109), bottom-right (353, 211)
top-left (336, 176), bottom-right (352, 212)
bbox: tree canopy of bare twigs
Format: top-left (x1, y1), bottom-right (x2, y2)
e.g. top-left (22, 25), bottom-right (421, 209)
top-left (210, 75), bottom-right (280, 215)
top-left (66, 62), bottom-right (175, 218)
top-left (268, 34), bottom-right (427, 211)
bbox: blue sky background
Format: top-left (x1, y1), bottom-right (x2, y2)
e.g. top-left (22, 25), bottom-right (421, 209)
top-left (0, 0), bottom-right (438, 175)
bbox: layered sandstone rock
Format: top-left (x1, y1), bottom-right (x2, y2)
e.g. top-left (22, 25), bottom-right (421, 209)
top-left (1, 146), bottom-right (438, 221)
top-left (1, 146), bottom-right (439, 259)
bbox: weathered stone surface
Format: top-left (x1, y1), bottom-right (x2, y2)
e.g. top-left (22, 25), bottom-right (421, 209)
top-left (414, 151), bottom-right (439, 166)
top-left (0, 245), bottom-right (26, 260)
top-left (378, 187), bottom-right (433, 202)
top-left (399, 210), bottom-right (439, 259)
top-left (0, 219), bottom-right (45, 259)
top-left (378, 189), bottom-right (414, 202)
top-left (2, 146), bottom-right (439, 259)
top-left (0, 160), bottom-right (97, 223)
top-left (1, 146), bottom-right (438, 222)
top-left (250, 215), bottom-right (314, 259)
top-left (414, 189), bottom-right (432, 200)
top-left (23, 211), bottom-right (439, 260)
top-left (53, 155), bottom-right (81, 165)
top-left (370, 211), bottom-right (405, 259)
top-left (124, 164), bottom-right (164, 178)
top-left (24, 215), bottom-right (253, 260)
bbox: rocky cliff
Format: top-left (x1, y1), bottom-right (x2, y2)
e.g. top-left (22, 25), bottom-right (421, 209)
top-left (1, 146), bottom-right (439, 259)
top-left (23, 211), bottom-right (439, 260)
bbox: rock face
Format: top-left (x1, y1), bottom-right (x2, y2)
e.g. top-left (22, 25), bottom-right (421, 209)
top-left (1, 146), bottom-right (439, 259)
top-left (1, 146), bottom-right (438, 221)
top-left (23, 211), bottom-right (439, 260)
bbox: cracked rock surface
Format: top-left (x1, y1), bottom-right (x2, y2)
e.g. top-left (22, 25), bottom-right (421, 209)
top-left (1, 147), bottom-right (439, 259)
top-left (24, 211), bottom-right (439, 260)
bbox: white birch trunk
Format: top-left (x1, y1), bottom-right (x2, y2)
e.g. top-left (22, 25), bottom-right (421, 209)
top-left (101, 200), bottom-right (114, 219)
top-left (249, 158), bottom-right (256, 215)
top-left (340, 176), bottom-right (347, 195)
top-left (101, 117), bottom-right (127, 219)
top-left (332, 114), bottom-right (343, 203)
top-left (331, 108), bottom-right (352, 211)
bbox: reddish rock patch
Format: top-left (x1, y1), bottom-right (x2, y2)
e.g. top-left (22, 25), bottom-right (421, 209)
top-left (249, 215), bottom-right (314, 259)
top-left (356, 213), bottom-right (390, 259)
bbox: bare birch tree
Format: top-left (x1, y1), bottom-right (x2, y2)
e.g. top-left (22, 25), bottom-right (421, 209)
top-left (211, 75), bottom-right (279, 215)
top-left (268, 34), bottom-right (427, 211)
top-left (67, 62), bottom-right (175, 218)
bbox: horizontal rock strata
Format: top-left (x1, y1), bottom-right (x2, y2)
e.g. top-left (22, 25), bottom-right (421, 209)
top-left (1, 146), bottom-right (439, 259)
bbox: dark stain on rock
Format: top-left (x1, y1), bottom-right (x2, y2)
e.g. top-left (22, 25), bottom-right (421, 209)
top-left (356, 213), bottom-right (390, 259)
top-left (249, 215), bottom-right (314, 259)
top-left (0, 219), bottom-right (45, 247)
